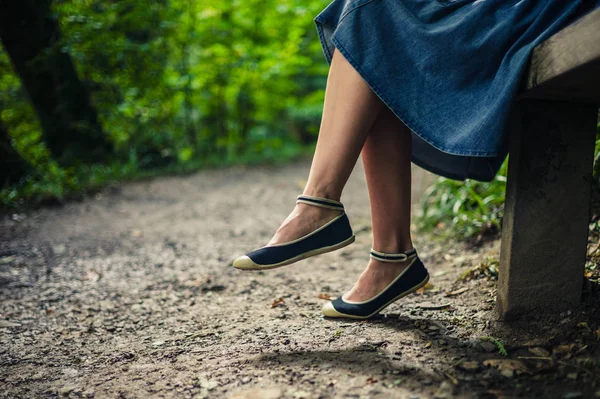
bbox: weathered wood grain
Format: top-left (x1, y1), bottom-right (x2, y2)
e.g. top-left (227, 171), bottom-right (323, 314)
top-left (497, 100), bottom-right (597, 319)
top-left (523, 8), bottom-right (600, 102)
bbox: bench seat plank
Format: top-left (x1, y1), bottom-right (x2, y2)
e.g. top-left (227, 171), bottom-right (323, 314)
top-left (523, 8), bottom-right (600, 102)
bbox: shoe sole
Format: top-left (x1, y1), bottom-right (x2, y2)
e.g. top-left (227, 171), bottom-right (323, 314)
top-left (233, 235), bottom-right (356, 271)
top-left (321, 274), bottom-right (431, 320)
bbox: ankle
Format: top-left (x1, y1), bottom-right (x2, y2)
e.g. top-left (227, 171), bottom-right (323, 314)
top-left (302, 185), bottom-right (342, 202)
top-left (296, 203), bottom-right (342, 218)
top-left (371, 240), bottom-right (413, 254)
top-left (368, 258), bottom-right (411, 271)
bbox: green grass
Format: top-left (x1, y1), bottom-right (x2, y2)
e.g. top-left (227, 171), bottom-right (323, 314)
top-left (418, 123), bottom-right (600, 242)
top-left (418, 160), bottom-right (507, 241)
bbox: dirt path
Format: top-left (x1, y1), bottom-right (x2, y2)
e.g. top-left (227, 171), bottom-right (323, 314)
top-left (1, 160), bottom-right (599, 399)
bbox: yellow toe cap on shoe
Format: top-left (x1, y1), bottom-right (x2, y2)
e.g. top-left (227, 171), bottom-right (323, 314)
top-left (321, 301), bottom-right (345, 318)
top-left (232, 255), bottom-right (258, 270)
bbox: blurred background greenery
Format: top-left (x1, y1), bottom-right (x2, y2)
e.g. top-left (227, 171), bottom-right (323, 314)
top-left (1, 0), bottom-right (599, 245)
top-left (1, 0), bottom-right (328, 207)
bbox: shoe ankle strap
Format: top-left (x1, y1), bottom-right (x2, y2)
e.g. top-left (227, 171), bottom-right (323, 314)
top-left (370, 248), bottom-right (417, 263)
top-left (296, 195), bottom-right (344, 211)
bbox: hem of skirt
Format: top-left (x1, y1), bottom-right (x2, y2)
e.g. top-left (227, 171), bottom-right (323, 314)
top-left (314, 16), bottom-right (334, 65)
top-left (411, 156), bottom-right (497, 183)
top-left (314, 8), bottom-right (499, 159)
top-left (330, 34), bottom-right (498, 159)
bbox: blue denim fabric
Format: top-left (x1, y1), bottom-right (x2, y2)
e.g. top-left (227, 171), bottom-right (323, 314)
top-left (315, 0), bottom-right (599, 181)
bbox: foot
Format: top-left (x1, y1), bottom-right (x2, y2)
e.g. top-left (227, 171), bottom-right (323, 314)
top-left (342, 258), bottom-right (412, 302)
top-left (267, 203), bottom-right (342, 246)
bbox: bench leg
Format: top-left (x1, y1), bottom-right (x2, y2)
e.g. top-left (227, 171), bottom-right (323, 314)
top-left (497, 100), bottom-right (598, 320)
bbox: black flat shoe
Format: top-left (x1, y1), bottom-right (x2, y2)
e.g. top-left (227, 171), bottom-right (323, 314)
top-left (232, 195), bottom-right (355, 270)
top-left (322, 248), bottom-right (429, 319)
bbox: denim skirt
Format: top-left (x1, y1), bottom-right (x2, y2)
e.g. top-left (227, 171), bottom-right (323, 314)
top-left (315, 0), bottom-right (599, 181)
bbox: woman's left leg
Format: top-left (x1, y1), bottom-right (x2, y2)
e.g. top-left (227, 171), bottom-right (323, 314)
top-left (343, 105), bottom-right (416, 302)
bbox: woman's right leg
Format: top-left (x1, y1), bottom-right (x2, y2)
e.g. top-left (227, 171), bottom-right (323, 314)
top-left (343, 106), bottom-right (415, 302)
top-left (268, 48), bottom-right (386, 246)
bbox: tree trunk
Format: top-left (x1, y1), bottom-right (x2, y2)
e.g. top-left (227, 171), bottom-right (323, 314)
top-left (0, 0), bottom-right (111, 165)
top-left (0, 117), bottom-right (31, 187)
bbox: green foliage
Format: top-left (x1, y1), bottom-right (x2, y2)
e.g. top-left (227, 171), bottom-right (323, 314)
top-left (458, 257), bottom-right (499, 282)
top-left (419, 160), bottom-right (508, 240)
top-left (420, 121), bottom-right (600, 241)
top-left (0, 0), bottom-right (330, 208)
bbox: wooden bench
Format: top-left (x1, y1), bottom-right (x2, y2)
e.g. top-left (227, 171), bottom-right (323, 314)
top-left (497, 8), bottom-right (600, 319)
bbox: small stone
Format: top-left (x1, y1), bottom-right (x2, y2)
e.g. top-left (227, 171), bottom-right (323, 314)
top-left (62, 368), bottom-right (79, 378)
top-left (53, 244), bottom-right (66, 255)
top-left (479, 341), bottom-right (497, 353)
top-left (553, 344), bottom-right (575, 355)
top-left (500, 368), bottom-right (515, 378)
top-left (566, 372), bottom-right (578, 381)
top-left (151, 341), bottom-right (165, 347)
top-left (60, 386), bottom-right (76, 395)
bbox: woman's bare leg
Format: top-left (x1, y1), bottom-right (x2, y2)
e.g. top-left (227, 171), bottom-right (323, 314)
top-left (343, 106), bottom-right (415, 302)
top-left (268, 49), bottom-right (385, 245)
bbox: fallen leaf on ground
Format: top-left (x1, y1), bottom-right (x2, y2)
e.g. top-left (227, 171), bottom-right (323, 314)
top-left (521, 336), bottom-right (554, 348)
top-left (444, 287), bottom-right (470, 297)
top-left (455, 361), bottom-right (480, 372)
top-left (271, 298), bottom-right (285, 308)
top-left (483, 359), bottom-right (528, 377)
top-left (416, 283), bottom-right (435, 294)
top-left (425, 341), bottom-right (432, 349)
top-left (366, 377), bottom-right (378, 384)
top-left (552, 344), bottom-right (575, 355)
top-left (576, 322), bottom-right (589, 330)
top-left (318, 293), bottom-right (332, 300)
top-left (528, 347), bottom-right (550, 357)
top-left (328, 329), bottom-right (343, 343)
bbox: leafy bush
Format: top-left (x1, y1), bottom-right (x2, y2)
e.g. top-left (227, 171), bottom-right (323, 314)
top-left (419, 121), bottom-right (600, 241)
top-left (418, 160), bottom-right (507, 240)
top-left (0, 0), bottom-right (330, 208)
